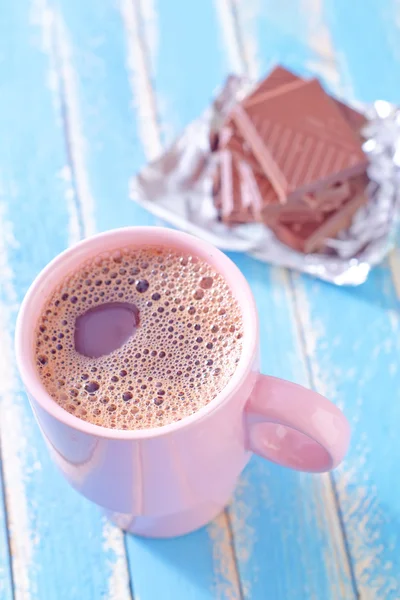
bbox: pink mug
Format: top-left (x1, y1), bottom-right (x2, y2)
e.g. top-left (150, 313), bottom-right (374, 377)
top-left (15, 227), bottom-right (350, 538)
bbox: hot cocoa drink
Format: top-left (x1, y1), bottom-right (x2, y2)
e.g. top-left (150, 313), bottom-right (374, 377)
top-left (34, 245), bottom-right (243, 430)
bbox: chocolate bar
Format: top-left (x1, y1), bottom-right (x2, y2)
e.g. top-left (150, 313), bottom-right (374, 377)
top-left (219, 69), bottom-right (366, 206)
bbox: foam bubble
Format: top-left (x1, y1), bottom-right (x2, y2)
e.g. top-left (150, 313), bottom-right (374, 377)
top-left (34, 246), bottom-right (243, 430)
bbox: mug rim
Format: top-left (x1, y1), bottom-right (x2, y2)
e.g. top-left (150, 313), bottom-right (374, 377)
top-left (15, 226), bottom-right (258, 440)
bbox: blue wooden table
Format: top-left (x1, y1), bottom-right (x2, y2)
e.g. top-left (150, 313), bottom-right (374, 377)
top-left (1, 1), bottom-right (400, 598)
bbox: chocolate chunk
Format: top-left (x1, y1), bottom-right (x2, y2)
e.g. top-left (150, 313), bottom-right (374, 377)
top-left (262, 203), bottom-right (324, 226)
top-left (270, 174), bottom-right (369, 253)
top-left (220, 122), bottom-right (265, 175)
top-left (217, 152), bottom-right (254, 224)
top-left (237, 160), bottom-right (274, 218)
top-left (215, 152), bottom-right (355, 227)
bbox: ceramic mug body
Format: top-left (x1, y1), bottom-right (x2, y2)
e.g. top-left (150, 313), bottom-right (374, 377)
top-left (15, 227), bottom-right (350, 537)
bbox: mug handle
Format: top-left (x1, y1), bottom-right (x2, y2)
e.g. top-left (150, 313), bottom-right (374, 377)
top-left (245, 375), bottom-right (350, 472)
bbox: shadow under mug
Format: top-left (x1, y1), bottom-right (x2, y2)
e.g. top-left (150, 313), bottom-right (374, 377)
top-left (15, 227), bottom-right (350, 538)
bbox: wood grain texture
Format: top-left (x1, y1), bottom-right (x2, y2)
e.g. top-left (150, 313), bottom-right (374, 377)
top-left (0, 2), bottom-right (131, 599)
top-left (126, 512), bottom-right (241, 600)
top-left (56, 0), bottom-right (241, 598)
top-left (227, 261), bottom-right (355, 600)
top-left (151, 0), bottom-right (228, 141)
top-left (293, 268), bottom-right (400, 600)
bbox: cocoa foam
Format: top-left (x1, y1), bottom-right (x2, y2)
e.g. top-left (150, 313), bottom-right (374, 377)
top-left (34, 246), bottom-right (243, 430)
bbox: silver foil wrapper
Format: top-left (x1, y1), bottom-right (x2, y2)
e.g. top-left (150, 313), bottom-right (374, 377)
top-left (131, 76), bottom-right (400, 285)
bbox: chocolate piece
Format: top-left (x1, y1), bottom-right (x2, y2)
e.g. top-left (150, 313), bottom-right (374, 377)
top-left (217, 152), bottom-right (255, 224)
top-left (270, 174), bottom-right (368, 253)
top-left (262, 203), bottom-right (324, 226)
top-left (237, 160), bottom-right (262, 216)
top-left (219, 122), bottom-right (265, 176)
top-left (303, 180), bottom-right (351, 211)
top-left (260, 174), bottom-right (367, 226)
top-left (215, 152), bottom-right (279, 224)
top-left (238, 160), bottom-right (278, 220)
top-left (242, 169), bottom-right (316, 223)
top-left (216, 145), bottom-right (360, 226)
top-left (232, 78), bottom-right (367, 202)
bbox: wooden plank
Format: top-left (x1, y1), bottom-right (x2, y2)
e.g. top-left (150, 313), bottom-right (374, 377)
top-left (293, 267), bottom-right (400, 600)
top-left (0, 2), bottom-right (131, 599)
top-left (324, 0), bottom-right (400, 103)
top-left (213, 2), bottom-right (357, 598)
top-left (147, 0), bottom-right (229, 136)
top-left (55, 1), bottom-right (241, 598)
top-left (226, 0), bottom-right (335, 82)
top-left (0, 457), bottom-right (13, 600)
top-left (122, 1), bottom-right (356, 598)
top-left (290, 1), bottom-right (400, 598)
top-left (226, 259), bottom-right (355, 599)
top-left (126, 512), bottom-right (241, 600)
top-left (51, 0), bottom-right (153, 233)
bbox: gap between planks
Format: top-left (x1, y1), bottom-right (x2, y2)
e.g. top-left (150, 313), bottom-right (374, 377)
top-left (0, 202), bottom-right (17, 600)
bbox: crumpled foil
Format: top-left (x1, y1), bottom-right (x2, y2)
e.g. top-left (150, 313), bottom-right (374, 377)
top-left (131, 76), bottom-right (400, 285)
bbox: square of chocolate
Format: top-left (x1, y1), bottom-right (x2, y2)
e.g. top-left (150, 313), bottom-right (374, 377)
top-left (232, 78), bottom-right (368, 203)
